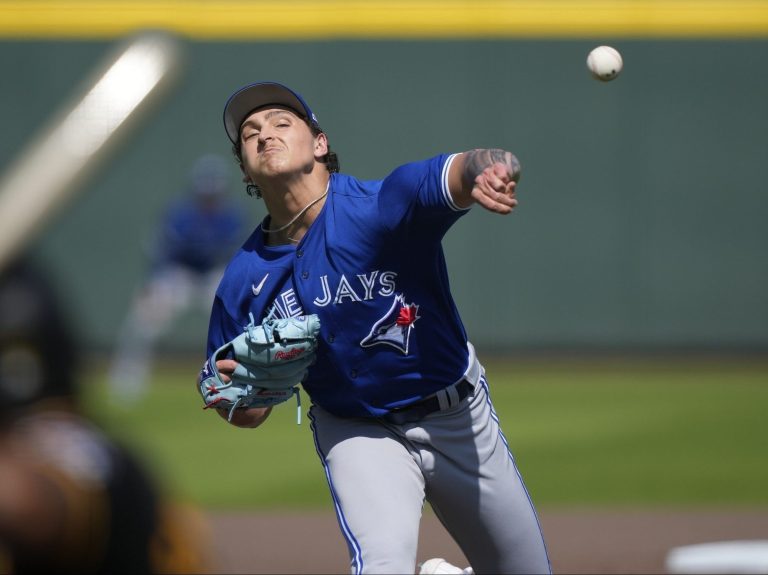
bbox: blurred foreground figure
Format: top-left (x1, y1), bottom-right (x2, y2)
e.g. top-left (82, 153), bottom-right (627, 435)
top-left (110, 154), bottom-right (246, 403)
top-left (0, 259), bottom-right (208, 574)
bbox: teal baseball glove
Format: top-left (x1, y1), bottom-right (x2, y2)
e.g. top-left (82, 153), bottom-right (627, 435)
top-left (198, 313), bottom-right (321, 422)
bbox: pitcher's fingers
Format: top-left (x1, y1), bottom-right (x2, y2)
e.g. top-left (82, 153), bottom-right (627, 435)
top-left (472, 187), bottom-right (517, 214)
top-left (492, 162), bottom-right (514, 182)
top-left (476, 167), bottom-right (506, 192)
top-left (480, 179), bottom-right (518, 206)
top-left (215, 359), bottom-right (238, 381)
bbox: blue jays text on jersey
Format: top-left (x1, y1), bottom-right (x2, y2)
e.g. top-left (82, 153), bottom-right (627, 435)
top-left (204, 153), bottom-right (481, 418)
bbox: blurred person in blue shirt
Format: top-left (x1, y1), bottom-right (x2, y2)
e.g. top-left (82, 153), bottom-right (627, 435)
top-left (109, 154), bottom-right (246, 403)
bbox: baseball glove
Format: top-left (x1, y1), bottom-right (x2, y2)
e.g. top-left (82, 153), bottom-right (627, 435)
top-left (198, 313), bottom-right (321, 422)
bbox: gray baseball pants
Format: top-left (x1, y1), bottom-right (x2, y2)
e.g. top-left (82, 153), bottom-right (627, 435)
top-left (309, 374), bottom-right (551, 575)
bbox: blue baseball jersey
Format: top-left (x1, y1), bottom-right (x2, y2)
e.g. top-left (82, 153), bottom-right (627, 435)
top-left (152, 197), bottom-right (245, 275)
top-left (205, 153), bottom-right (476, 418)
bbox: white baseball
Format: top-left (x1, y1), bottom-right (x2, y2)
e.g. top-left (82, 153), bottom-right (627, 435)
top-left (587, 45), bottom-right (623, 82)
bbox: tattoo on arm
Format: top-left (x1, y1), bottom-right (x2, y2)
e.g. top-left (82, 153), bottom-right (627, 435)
top-left (461, 149), bottom-right (521, 188)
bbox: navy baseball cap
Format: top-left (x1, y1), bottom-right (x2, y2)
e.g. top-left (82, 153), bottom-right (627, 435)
top-left (223, 81), bottom-right (320, 144)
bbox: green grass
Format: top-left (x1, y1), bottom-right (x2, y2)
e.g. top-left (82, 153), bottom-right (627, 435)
top-left (486, 358), bottom-right (768, 507)
top-left (79, 357), bottom-right (768, 510)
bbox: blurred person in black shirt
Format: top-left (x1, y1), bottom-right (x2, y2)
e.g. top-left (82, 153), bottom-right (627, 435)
top-left (0, 258), bottom-right (208, 574)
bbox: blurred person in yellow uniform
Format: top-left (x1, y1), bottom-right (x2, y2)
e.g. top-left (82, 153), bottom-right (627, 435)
top-left (0, 258), bottom-right (209, 574)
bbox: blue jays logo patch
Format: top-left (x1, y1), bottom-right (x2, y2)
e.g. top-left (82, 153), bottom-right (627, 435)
top-left (198, 359), bottom-right (213, 384)
top-left (360, 293), bottom-right (420, 354)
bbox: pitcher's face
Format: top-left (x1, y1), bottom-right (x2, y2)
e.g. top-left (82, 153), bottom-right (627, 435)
top-left (239, 106), bottom-right (327, 183)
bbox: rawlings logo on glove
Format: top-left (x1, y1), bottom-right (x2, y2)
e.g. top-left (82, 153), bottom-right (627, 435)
top-left (198, 313), bottom-right (321, 422)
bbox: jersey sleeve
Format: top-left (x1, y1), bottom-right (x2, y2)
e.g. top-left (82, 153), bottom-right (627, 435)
top-left (378, 153), bottom-right (469, 234)
top-left (204, 294), bottom-right (241, 358)
top-left (198, 295), bottom-right (239, 384)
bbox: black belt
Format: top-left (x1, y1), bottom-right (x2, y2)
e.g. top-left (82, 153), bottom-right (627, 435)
top-left (380, 380), bottom-right (474, 425)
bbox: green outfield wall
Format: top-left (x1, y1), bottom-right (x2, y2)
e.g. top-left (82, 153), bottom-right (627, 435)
top-left (1, 36), bottom-right (766, 352)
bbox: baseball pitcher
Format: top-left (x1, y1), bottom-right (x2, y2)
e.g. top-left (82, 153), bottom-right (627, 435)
top-left (197, 82), bottom-right (551, 575)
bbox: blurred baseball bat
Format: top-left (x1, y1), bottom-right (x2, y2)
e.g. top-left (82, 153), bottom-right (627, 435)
top-left (0, 32), bottom-right (184, 272)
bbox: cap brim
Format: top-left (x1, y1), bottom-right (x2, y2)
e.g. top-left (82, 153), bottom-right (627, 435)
top-left (223, 82), bottom-right (312, 144)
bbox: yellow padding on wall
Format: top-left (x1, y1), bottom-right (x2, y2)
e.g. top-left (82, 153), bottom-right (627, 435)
top-left (1, 1), bottom-right (768, 39)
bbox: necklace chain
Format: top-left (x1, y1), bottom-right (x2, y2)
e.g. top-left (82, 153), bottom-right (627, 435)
top-left (261, 182), bottom-right (329, 235)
